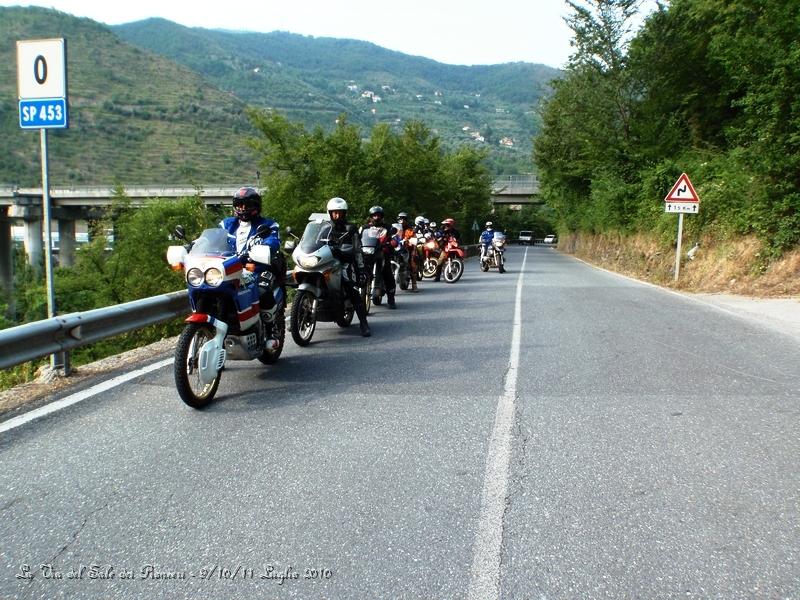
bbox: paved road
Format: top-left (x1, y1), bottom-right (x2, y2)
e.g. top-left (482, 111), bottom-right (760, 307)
top-left (1, 246), bottom-right (798, 599)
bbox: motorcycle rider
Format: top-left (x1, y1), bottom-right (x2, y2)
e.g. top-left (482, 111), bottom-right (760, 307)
top-left (397, 212), bottom-right (419, 292)
top-left (434, 218), bottom-right (461, 281)
top-left (327, 197), bottom-right (372, 337)
top-left (480, 221), bottom-right (495, 261)
top-left (220, 186), bottom-right (284, 347)
top-left (362, 206), bottom-right (397, 308)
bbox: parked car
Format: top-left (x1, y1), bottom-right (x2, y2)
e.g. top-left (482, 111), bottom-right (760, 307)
top-left (518, 230), bottom-right (532, 245)
top-left (544, 234), bottom-right (556, 244)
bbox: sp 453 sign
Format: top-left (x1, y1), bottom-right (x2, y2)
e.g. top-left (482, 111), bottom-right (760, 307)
top-left (19, 98), bottom-right (68, 129)
top-left (17, 38), bottom-right (69, 129)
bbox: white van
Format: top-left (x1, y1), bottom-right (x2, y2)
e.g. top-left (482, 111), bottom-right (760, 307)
top-left (518, 230), bottom-right (532, 245)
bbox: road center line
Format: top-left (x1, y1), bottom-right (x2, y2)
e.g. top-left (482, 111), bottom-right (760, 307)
top-left (468, 247), bottom-right (527, 599)
top-left (0, 357), bottom-right (173, 434)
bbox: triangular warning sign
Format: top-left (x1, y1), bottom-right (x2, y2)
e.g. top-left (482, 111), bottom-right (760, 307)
top-left (665, 173), bottom-right (699, 202)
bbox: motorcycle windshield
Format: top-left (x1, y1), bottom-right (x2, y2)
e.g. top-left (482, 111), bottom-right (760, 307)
top-left (361, 227), bottom-right (382, 249)
top-left (190, 228), bottom-right (232, 255)
top-left (493, 232), bottom-right (506, 241)
top-left (299, 220), bottom-right (334, 254)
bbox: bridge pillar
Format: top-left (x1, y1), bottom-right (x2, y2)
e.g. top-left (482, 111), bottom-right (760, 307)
top-left (58, 218), bottom-right (76, 267)
top-left (0, 208), bottom-right (13, 305)
top-left (9, 201), bottom-right (43, 270)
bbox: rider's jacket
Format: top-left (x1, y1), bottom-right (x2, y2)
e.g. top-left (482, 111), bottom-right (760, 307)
top-left (219, 216), bottom-right (280, 254)
top-left (480, 229), bottom-right (495, 246)
top-left (331, 219), bottom-right (366, 272)
top-left (442, 227), bottom-right (462, 244)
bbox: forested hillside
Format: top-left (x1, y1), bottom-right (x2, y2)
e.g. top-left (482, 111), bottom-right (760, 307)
top-left (113, 19), bottom-right (559, 174)
top-left (534, 0), bottom-right (800, 257)
top-left (0, 7), bottom-right (259, 185)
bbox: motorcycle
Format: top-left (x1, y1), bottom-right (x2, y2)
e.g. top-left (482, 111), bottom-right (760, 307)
top-left (440, 236), bottom-right (465, 283)
top-left (166, 226), bottom-right (286, 408)
top-left (390, 227), bottom-right (411, 291)
top-left (480, 231), bottom-right (507, 273)
top-left (286, 214), bottom-right (355, 346)
top-left (359, 226), bottom-right (384, 311)
top-left (421, 231), bottom-right (442, 279)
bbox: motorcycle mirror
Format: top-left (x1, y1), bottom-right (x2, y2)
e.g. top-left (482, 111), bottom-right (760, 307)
top-left (285, 226), bottom-right (292, 234)
top-left (173, 225), bottom-right (186, 240)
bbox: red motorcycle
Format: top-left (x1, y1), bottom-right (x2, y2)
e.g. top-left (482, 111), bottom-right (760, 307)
top-left (439, 236), bottom-right (465, 283)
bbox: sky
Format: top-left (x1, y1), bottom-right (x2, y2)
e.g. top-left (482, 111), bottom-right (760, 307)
top-left (2, 0), bottom-right (656, 69)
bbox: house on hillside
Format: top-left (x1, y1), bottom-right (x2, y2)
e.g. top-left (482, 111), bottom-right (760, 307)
top-left (347, 83), bottom-right (359, 92)
top-left (499, 137), bottom-right (514, 147)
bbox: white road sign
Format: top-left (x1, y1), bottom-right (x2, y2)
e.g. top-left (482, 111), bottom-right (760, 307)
top-left (665, 202), bottom-right (699, 214)
top-left (17, 38), bottom-right (66, 99)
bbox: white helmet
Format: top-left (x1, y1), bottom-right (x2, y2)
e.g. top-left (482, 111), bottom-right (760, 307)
top-left (326, 197), bottom-right (348, 212)
top-left (485, 221), bottom-right (493, 229)
top-left (414, 216), bottom-right (425, 226)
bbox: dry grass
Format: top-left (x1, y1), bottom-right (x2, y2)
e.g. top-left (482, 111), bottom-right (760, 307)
top-left (560, 232), bottom-right (800, 297)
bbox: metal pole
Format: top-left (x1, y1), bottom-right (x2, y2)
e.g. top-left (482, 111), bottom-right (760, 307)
top-left (39, 128), bottom-right (68, 374)
top-left (674, 212), bottom-right (684, 282)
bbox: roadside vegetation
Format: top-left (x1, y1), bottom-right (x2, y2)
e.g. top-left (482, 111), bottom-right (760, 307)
top-left (535, 0), bottom-right (800, 281)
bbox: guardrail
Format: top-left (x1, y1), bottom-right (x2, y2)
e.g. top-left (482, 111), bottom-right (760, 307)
top-left (0, 291), bottom-right (188, 371)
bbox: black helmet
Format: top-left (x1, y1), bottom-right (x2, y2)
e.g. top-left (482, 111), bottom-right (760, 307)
top-left (233, 187), bottom-right (261, 222)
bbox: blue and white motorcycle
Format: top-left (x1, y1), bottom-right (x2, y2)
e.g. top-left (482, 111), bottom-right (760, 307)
top-left (166, 226), bottom-right (285, 408)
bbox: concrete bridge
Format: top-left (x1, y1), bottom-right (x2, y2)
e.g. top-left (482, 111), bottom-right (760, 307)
top-left (490, 176), bottom-right (541, 205)
top-left (0, 178), bottom-right (540, 294)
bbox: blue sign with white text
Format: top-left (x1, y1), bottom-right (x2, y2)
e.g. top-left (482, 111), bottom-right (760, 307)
top-left (19, 98), bottom-right (68, 129)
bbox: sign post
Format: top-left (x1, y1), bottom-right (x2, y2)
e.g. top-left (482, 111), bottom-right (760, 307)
top-left (17, 38), bottom-right (69, 373)
top-left (664, 173), bottom-right (700, 282)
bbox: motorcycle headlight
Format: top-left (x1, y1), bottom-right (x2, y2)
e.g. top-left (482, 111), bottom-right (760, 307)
top-left (187, 268), bottom-right (204, 287)
top-left (297, 254), bottom-right (320, 269)
top-left (205, 267), bottom-right (224, 287)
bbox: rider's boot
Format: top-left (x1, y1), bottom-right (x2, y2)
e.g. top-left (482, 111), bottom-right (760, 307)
top-left (355, 302), bottom-right (371, 337)
top-left (411, 278), bottom-right (418, 292)
top-left (260, 304), bottom-right (281, 350)
top-left (387, 292), bottom-right (396, 309)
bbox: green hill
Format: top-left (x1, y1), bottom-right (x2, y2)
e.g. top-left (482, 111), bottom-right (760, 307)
top-left (0, 7), bottom-right (260, 186)
top-left (114, 19), bottom-right (561, 174)
top-left (0, 7), bottom-right (560, 186)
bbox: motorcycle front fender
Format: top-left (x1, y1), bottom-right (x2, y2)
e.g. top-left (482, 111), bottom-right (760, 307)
top-left (297, 282), bottom-right (323, 298)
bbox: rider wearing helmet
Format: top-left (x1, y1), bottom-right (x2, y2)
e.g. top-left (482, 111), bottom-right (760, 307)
top-left (480, 221), bottom-right (495, 261)
top-left (362, 206), bottom-right (398, 308)
top-left (221, 186), bottom-right (280, 253)
top-left (397, 212), bottom-right (419, 292)
top-left (220, 186), bottom-right (283, 346)
top-left (434, 218), bottom-right (461, 281)
top-left (327, 197), bottom-right (371, 336)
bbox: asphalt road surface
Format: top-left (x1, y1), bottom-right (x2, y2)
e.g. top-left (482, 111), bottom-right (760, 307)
top-left (1, 246), bottom-right (798, 599)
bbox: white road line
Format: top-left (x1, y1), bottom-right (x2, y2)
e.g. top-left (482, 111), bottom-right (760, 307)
top-left (0, 357), bottom-right (173, 435)
top-left (468, 248), bottom-right (527, 600)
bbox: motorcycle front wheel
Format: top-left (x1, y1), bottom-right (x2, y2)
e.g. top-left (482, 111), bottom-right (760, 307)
top-left (290, 290), bottom-right (316, 346)
top-left (174, 323), bottom-right (221, 409)
top-left (498, 254), bottom-right (506, 273)
top-left (422, 258), bottom-right (438, 278)
top-left (361, 282), bottom-right (372, 315)
top-left (443, 257), bottom-right (464, 283)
